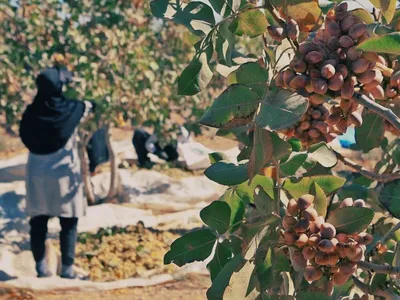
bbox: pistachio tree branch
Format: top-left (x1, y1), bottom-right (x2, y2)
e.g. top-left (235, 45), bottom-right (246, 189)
top-left (333, 150), bottom-right (400, 183)
top-left (354, 92), bottom-right (400, 132)
top-left (352, 276), bottom-right (399, 299)
top-left (357, 260), bottom-right (400, 275)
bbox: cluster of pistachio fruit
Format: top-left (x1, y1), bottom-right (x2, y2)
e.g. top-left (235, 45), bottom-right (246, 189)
top-left (283, 195), bottom-right (372, 296)
top-left (271, 3), bottom-right (400, 142)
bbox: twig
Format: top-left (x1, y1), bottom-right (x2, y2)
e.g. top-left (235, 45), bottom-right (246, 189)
top-left (357, 260), bottom-right (400, 275)
top-left (352, 276), bottom-right (399, 299)
top-left (272, 159), bottom-right (281, 215)
top-left (375, 221), bottom-right (400, 248)
top-left (264, 0), bottom-right (299, 49)
top-left (334, 150), bottom-right (400, 183)
top-left (354, 92), bottom-right (400, 132)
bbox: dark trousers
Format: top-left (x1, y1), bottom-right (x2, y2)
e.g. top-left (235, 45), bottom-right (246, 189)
top-left (132, 129), bottom-right (153, 165)
top-left (132, 129), bottom-right (179, 165)
top-left (30, 215), bottom-right (78, 266)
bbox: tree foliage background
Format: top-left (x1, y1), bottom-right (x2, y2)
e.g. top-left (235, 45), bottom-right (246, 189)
top-left (0, 0), bottom-right (225, 140)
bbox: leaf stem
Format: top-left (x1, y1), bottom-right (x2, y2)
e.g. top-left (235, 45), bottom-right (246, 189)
top-left (354, 92), bottom-right (400, 132)
top-left (334, 149), bottom-right (400, 183)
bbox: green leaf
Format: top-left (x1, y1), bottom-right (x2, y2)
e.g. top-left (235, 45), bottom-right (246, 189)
top-left (227, 62), bottom-right (268, 86)
top-left (381, 137), bottom-right (389, 151)
top-left (224, 261), bottom-right (256, 299)
top-left (248, 128), bottom-right (291, 180)
top-left (308, 142), bottom-right (337, 168)
top-left (326, 207), bottom-right (374, 234)
top-left (282, 175), bottom-right (346, 198)
top-left (288, 137), bottom-right (302, 152)
top-left (209, 152), bottom-right (231, 164)
top-left (209, 0), bottom-right (241, 17)
top-left (250, 175), bottom-right (275, 199)
top-left (200, 201), bottom-right (231, 234)
top-left (178, 52), bottom-right (213, 96)
top-left (393, 147), bottom-right (400, 165)
top-left (207, 242), bottom-right (233, 281)
top-left (331, 279), bottom-right (353, 299)
top-left (270, 0), bottom-right (322, 32)
top-left (351, 8), bottom-right (375, 24)
top-left (222, 236), bottom-right (243, 255)
top-left (229, 4), bottom-right (268, 38)
top-left (216, 126), bottom-right (250, 145)
top-left (216, 22), bottom-right (235, 67)
top-left (370, 0), bottom-right (397, 23)
top-left (274, 252), bottom-right (291, 272)
top-left (271, 131), bottom-right (292, 161)
top-left (205, 161), bottom-right (249, 186)
top-left (256, 249), bottom-right (274, 291)
top-left (222, 189), bottom-right (246, 233)
top-left (297, 291), bottom-right (330, 300)
top-left (280, 153), bottom-right (308, 176)
top-left (238, 175), bottom-right (275, 204)
top-left (245, 226), bottom-right (270, 260)
top-left (380, 180), bottom-right (400, 218)
top-left (311, 182), bottom-right (328, 218)
top-left (199, 84), bottom-right (259, 128)
top-left (370, 273), bottom-right (387, 293)
top-left (207, 254), bottom-right (246, 300)
top-left (355, 113), bottom-right (385, 152)
top-left (164, 229), bottom-right (217, 266)
top-left (150, 0), bottom-right (169, 18)
top-left (173, 1), bottom-right (216, 36)
top-left (235, 184), bottom-right (254, 205)
top-left (237, 145), bottom-right (252, 162)
top-left (256, 88), bottom-right (309, 131)
top-left (248, 127), bottom-right (273, 180)
top-left (339, 185), bottom-right (378, 204)
top-left (254, 187), bottom-right (275, 217)
top-left (357, 32), bottom-right (400, 55)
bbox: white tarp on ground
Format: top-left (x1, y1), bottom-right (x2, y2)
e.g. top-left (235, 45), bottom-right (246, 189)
top-left (0, 166), bottom-right (222, 291)
top-left (92, 170), bottom-right (226, 212)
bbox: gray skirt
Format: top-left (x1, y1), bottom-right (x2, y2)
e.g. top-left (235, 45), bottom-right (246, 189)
top-left (25, 133), bottom-right (87, 218)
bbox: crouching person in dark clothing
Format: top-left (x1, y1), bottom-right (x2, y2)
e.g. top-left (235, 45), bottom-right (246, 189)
top-left (132, 128), bottom-right (179, 168)
top-left (20, 67), bottom-right (94, 279)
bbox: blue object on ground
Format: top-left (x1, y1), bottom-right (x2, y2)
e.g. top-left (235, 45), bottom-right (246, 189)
top-left (337, 127), bottom-right (356, 149)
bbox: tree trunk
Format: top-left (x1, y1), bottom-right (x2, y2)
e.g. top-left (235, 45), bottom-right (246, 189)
top-left (78, 132), bottom-right (96, 205)
top-left (105, 125), bottom-right (120, 202)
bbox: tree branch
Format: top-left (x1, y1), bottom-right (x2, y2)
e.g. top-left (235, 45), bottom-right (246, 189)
top-left (357, 260), bottom-right (400, 276)
top-left (354, 92), bottom-right (400, 132)
top-left (334, 150), bottom-right (400, 183)
top-left (352, 276), bottom-right (399, 299)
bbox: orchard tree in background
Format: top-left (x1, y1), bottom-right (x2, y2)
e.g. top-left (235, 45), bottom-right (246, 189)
top-left (0, 0), bottom-right (224, 203)
top-left (153, 0), bottom-right (400, 298)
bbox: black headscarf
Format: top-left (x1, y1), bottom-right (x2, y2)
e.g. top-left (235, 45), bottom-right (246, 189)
top-left (20, 67), bottom-right (86, 154)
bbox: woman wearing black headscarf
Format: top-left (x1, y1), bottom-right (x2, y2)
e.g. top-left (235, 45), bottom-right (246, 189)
top-left (20, 66), bottom-right (94, 279)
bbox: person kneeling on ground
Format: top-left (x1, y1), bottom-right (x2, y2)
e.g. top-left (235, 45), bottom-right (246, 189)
top-left (20, 66), bottom-right (95, 279)
top-left (86, 127), bottom-right (109, 175)
top-left (132, 127), bottom-right (189, 168)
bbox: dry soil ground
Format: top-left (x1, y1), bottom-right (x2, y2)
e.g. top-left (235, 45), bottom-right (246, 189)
top-left (0, 274), bottom-right (209, 300)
